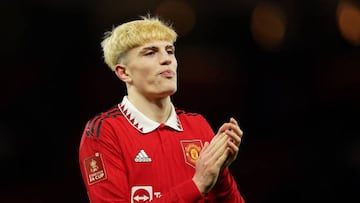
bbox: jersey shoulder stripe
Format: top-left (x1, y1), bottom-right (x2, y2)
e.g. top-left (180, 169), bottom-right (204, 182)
top-left (85, 105), bottom-right (124, 138)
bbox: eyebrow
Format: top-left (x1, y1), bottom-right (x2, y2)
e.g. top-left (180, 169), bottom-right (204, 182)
top-left (140, 44), bottom-right (175, 53)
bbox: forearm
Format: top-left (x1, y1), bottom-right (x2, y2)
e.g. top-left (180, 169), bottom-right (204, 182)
top-left (206, 168), bottom-right (245, 203)
top-left (149, 179), bottom-right (204, 203)
top-left (87, 179), bottom-right (204, 203)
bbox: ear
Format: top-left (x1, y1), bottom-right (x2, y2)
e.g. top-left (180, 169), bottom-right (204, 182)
top-left (114, 64), bottom-right (131, 83)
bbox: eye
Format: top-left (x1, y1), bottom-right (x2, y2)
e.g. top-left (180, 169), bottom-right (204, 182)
top-left (144, 51), bottom-right (155, 56)
top-left (167, 49), bottom-right (175, 55)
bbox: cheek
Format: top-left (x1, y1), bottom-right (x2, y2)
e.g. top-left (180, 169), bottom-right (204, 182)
top-left (129, 62), bottom-right (152, 76)
top-left (130, 67), bottom-right (154, 83)
top-left (173, 57), bottom-right (178, 68)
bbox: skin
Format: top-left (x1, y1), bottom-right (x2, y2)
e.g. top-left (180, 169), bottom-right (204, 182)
top-left (115, 40), bottom-right (177, 123)
top-left (193, 117), bottom-right (243, 194)
top-left (114, 40), bottom-right (243, 194)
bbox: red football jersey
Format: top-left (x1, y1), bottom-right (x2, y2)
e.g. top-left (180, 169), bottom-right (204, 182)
top-left (79, 96), bottom-right (245, 203)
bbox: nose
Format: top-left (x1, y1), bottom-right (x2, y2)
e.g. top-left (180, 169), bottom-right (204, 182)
top-left (159, 50), bottom-right (172, 65)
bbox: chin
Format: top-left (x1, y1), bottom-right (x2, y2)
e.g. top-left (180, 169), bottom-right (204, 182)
top-left (158, 87), bottom-right (177, 97)
top-left (165, 88), bottom-right (177, 96)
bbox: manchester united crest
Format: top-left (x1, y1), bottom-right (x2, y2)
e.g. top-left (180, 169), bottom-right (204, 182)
top-left (180, 140), bottom-right (203, 168)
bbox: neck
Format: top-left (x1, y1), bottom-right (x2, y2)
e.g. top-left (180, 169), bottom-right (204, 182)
top-left (127, 94), bottom-right (172, 123)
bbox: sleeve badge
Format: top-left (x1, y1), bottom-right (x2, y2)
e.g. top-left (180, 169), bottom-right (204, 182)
top-left (84, 152), bottom-right (107, 185)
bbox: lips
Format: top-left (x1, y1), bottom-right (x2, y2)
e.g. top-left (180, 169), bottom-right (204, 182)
top-left (160, 70), bottom-right (175, 77)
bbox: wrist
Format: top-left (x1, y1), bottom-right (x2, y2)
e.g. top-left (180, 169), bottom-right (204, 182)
top-left (194, 176), bottom-right (218, 194)
top-left (192, 177), bottom-right (206, 194)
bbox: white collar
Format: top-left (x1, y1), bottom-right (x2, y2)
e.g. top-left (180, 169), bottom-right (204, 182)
top-left (118, 96), bottom-right (183, 133)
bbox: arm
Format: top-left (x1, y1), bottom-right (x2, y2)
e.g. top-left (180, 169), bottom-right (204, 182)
top-left (79, 119), bottom-right (130, 203)
top-left (206, 168), bottom-right (245, 203)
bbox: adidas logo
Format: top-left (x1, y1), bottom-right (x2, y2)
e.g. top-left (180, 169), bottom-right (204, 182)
top-left (135, 149), bottom-right (152, 163)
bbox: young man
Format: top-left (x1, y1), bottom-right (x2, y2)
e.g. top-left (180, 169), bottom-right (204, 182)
top-left (79, 15), bottom-right (245, 203)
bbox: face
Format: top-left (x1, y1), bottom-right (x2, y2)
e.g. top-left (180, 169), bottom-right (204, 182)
top-left (118, 40), bottom-right (178, 99)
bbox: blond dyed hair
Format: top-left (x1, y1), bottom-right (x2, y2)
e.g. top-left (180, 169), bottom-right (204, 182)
top-left (101, 16), bottom-right (178, 71)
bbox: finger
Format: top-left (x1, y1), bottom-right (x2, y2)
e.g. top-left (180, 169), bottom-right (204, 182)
top-left (205, 133), bottom-right (229, 164)
top-left (222, 148), bottom-right (238, 169)
top-left (216, 122), bottom-right (232, 135)
top-left (228, 123), bottom-right (244, 140)
top-left (229, 117), bottom-right (238, 125)
top-left (198, 139), bottom-right (227, 169)
top-left (225, 129), bottom-right (241, 146)
top-left (210, 132), bottom-right (223, 144)
top-left (202, 141), bottom-right (209, 152)
top-left (226, 139), bottom-right (239, 155)
top-left (216, 148), bottom-right (231, 168)
top-left (211, 133), bottom-right (228, 154)
top-left (202, 135), bottom-right (225, 157)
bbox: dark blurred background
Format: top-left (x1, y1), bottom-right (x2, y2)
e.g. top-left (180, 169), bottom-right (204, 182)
top-left (1, 0), bottom-right (359, 202)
